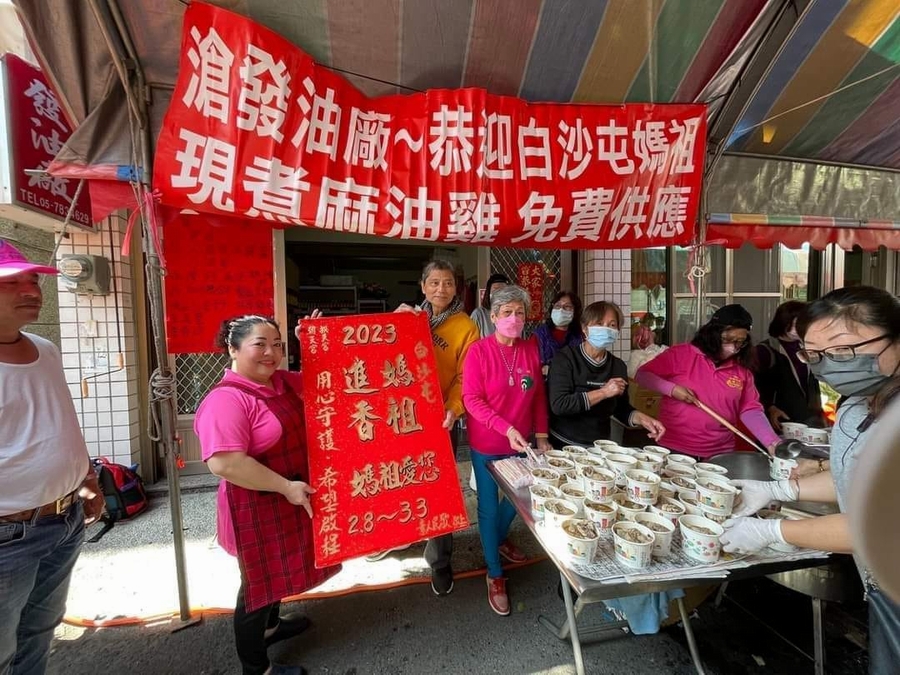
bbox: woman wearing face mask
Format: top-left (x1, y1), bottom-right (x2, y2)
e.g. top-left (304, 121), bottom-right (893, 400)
top-left (532, 292), bottom-right (583, 375)
top-left (463, 285), bottom-right (550, 616)
top-left (548, 301), bottom-right (665, 447)
top-left (754, 301), bottom-right (825, 431)
top-left (196, 315), bottom-right (340, 675)
top-left (719, 287), bottom-right (900, 673)
top-left (635, 304), bottom-right (780, 459)
top-left (470, 273), bottom-right (509, 338)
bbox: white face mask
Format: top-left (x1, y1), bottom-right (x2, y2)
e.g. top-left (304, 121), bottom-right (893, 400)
top-left (551, 308), bottom-right (574, 327)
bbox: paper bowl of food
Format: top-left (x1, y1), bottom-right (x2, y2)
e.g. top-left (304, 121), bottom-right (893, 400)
top-left (583, 498), bottom-right (618, 530)
top-left (529, 483), bottom-right (563, 518)
top-left (781, 422), bottom-right (806, 440)
top-left (561, 518), bottom-right (600, 562)
top-left (662, 463), bottom-right (697, 480)
top-left (633, 512), bottom-right (676, 558)
top-left (770, 455), bottom-right (798, 480)
top-left (757, 509), bottom-right (799, 552)
top-left (670, 475), bottom-right (698, 501)
top-left (591, 439), bottom-right (620, 455)
top-left (531, 467), bottom-right (562, 488)
top-left (635, 452), bottom-right (665, 473)
top-left (667, 453), bottom-right (698, 467)
top-left (612, 522), bottom-right (655, 569)
top-left (678, 494), bottom-right (703, 515)
top-left (562, 445), bottom-right (588, 456)
top-left (581, 466), bottom-right (617, 502)
top-left (679, 515), bottom-right (724, 563)
top-left (695, 462), bottom-right (729, 479)
top-left (546, 456), bottom-right (577, 481)
top-left (611, 494), bottom-right (648, 521)
top-left (560, 482), bottom-right (586, 516)
top-left (696, 476), bottom-right (738, 513)
top-left (650, 497), bottom-right (686, 525)
top-left (605, 453), bottom-right (639, 486)
top-left (545, 450), bottom-right (571, 461)
top-left (700, 504), bottom-right (730, 525)
top-left (543, 498), bottom-right (579, 530)
top-left (625, 469), bottom-right (661, 506)
top-left (643, 444), bottom-right (671, 458)
top-left (574, 455), bottom-right (605, 483)
top-left (803, 428), bottom-right (830, 445)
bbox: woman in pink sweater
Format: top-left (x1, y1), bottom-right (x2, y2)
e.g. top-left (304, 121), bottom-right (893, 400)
top-left (463, 284), bottom-right (550, 617)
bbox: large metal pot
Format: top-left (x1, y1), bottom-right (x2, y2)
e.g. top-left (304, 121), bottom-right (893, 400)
top-left (708, 451), bottom-right (769, 480)
top-left (709, 453), bottom-right (857, 601)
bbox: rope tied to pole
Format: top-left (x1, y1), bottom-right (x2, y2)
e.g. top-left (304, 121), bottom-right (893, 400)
top-left (147, 367), bottom-right (176, 445)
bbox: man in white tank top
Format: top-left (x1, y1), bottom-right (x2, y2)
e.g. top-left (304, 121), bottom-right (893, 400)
top-left (0, 240), bottom-right (104, 675)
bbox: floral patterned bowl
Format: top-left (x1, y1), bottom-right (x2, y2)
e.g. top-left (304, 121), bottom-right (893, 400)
top-left (612, 521), bottom-right (655, 569)
top-left (679, 515), bottom-right (724, 563)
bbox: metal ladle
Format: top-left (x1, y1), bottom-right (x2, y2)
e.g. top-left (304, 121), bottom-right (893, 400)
top-left (693, 399), bottom-right (774, 461)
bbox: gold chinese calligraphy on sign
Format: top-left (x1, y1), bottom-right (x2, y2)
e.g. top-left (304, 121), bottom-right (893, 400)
top-left (301, 313), bottom-right (469, 567)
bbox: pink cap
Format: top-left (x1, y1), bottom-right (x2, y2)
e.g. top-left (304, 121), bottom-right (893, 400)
top-left (0, 239), bottom-right (59, 278)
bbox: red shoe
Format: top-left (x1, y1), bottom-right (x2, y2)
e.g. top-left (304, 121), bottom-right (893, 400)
top-left (487, 576), bottom-right (510, 616)
top-left (498, 540), bottom-right (527, 564)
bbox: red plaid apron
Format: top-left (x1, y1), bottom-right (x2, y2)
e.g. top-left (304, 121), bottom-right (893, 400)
top-left (217, 376), bottom-right (340, 612)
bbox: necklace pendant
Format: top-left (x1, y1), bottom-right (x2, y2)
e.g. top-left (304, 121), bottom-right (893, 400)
top-left (509, 375), bottom-right (515, 386)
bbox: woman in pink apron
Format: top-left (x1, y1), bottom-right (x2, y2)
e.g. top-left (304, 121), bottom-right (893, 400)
top-left (195, 315), bottom-right (340, 675)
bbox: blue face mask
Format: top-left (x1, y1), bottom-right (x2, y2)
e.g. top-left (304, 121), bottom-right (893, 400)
top-left (586, 326), bottom-right (619, 350)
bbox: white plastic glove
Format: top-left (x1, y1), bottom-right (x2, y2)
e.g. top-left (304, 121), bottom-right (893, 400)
top-left (731, 479), bottom-right (798, 517)
top-left (720, 516), bottom-right (786, 554)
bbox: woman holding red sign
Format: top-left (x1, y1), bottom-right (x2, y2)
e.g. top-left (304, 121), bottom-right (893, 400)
top-left (463, 285), bottom-right (551, 616)
top-left (195, 315), bottom-right (340, 675)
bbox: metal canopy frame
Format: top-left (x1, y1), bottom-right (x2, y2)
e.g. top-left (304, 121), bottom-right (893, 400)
top-left (85, 0), bottom-right (194, 626)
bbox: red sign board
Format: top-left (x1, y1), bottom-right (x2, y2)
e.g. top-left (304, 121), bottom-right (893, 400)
top-left (518, 263), bottom-right (545, 322)
top-left (162, 215), bottom-right (274, 353)
top-left (0, 54), bottom-right (92, 228)
top-left (153, 2), bottom-right (705, 249)
top-left (300, 312), bottom-right (469, 567)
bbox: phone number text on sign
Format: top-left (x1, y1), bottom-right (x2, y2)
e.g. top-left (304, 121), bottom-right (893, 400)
top-left (301, 312), bottom-right (469, 567)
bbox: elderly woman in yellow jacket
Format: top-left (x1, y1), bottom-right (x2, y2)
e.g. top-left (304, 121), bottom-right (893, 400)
top-left (384, 259), bottom-right (479, 595)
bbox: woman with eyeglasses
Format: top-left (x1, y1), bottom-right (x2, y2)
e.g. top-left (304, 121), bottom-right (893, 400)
top-left (549, 301), bottom-right (665, 447)
top-left (634, 304), bottom-right (780, 459)
top-left (718, 286), bottom-right (900, 673)
top-left (532, 292), bottom-right (583, 376)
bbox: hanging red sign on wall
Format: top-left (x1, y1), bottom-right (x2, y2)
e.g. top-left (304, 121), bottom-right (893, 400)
top-left (299, 312), bottom-right (469, 567)
top-left (517, 263), bottom-right (545, 322)
top-left (0, 54), bottom-right (92, 229)
top-left (153, 2), bottom-right (706, 249)
top-left (162, 215), bottom-right (274, 353)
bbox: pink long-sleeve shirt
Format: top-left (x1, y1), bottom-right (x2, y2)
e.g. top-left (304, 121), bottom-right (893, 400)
top-left (463, 335), bottom-right (548, 456)
top-left (635, 344), bottom-right (779, 458)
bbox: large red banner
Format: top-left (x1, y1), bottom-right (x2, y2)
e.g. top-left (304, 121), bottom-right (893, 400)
top-left (163, 216), bottom-right (274, 353)
top-left (300, 312), bottom-right (469, 567)
top-left (0, 54), bottom-right (92, 228)
top-left (153, 3), bottom-right (706, 249)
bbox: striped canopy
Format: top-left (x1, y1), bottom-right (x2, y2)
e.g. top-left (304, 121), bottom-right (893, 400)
top-left (10, 0), bottom-right (900, 226)
top-left (197, 0), bottom-right (900, 170)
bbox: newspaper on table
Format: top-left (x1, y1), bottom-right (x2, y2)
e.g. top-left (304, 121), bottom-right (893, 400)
top-left (535, 522), bottom-right (828, 585)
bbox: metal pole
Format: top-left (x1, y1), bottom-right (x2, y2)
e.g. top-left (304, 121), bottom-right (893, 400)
top-left (87, 0), bottom-right (195, 625)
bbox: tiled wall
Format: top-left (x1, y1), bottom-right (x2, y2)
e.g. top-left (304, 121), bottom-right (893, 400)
top-left (581, 249), bottom-right (632, 360)
top-left (54, 217), bottom-right (143, 467)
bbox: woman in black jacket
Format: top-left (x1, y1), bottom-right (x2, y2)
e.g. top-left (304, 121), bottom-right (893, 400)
top-left (548, 301), bottom-right (665, 447)
top-left (754, 301), bottom-right (825, 430)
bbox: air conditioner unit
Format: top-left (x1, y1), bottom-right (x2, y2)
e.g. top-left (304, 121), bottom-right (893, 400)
top-left (57, 254), bottom-right (111, 295)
